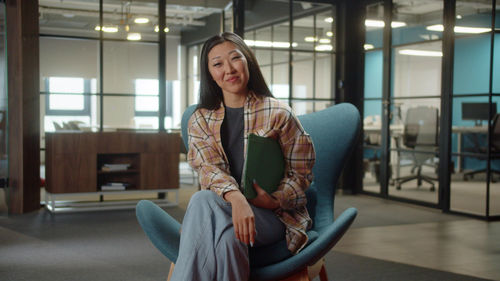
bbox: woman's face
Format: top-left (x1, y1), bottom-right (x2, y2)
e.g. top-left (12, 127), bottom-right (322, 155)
top-left (207, 41), bottom-right (250, 97)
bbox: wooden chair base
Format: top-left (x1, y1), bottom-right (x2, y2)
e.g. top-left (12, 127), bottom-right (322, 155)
top-left (167, 259), bottom-right (328, 281)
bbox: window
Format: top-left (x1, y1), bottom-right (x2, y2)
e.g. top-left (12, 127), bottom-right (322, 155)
top-left (45, 77), bottom-right (91, 116)
top-left (134, 78), bottom-right (177, 129)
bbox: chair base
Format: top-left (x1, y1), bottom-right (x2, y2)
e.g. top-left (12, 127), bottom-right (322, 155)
top-left (393, 168), bottom-right (436, 191)
top-left (464, 169), bottom-right (500, 182)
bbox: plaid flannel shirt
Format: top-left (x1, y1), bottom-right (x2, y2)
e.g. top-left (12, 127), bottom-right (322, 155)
top-left (187, 92), bottom-right (315, 254)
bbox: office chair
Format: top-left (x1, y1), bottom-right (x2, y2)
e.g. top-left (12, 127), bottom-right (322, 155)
top-left (136, 103), bottom-right (360, 281)
top-left (393, 106), bottom-right (439, 191)
top-left (463, 113), bottom-right (500, 181)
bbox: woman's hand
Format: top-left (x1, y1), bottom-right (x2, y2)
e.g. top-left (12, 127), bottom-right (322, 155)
top-left (224, 190), bottom-right (256, 246)
top-left (248, 180), bottom-right (280, 210)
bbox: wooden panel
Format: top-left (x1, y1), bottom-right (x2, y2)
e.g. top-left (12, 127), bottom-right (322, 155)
top-left (46, 153), bottom-right (96, 193)
top-left (46, 133), bottom-right (97, 154)
top-left (98, 132), bottom-right (139, 153)
top-left (7, 0), bottom-right (40, 213)
top-left (140, 152), bottom-right (179, 189)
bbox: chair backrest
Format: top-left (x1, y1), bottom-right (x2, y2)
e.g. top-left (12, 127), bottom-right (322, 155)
top-left (298, 103), bottom-right (360, 232)
top-left (491, 114), bottom-right (500, 150)
top-left (404, 106), bottom-right (439, 148)
top-left (180, 103), bottom-right (361, 233)
top-left (181, 104), bottom-right (198, 151)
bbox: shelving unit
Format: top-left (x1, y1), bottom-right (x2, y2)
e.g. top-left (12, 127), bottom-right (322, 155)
top-left (45, 132), bottom-right (180, 213)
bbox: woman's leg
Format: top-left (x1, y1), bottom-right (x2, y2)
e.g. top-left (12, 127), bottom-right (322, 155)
top-left (170, 190), bottom-right (248, 281)
top-left (251, 205), bottom-right (286, 247)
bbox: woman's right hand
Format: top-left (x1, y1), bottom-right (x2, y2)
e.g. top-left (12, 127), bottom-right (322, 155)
top-left (224, 191), bottom-right (256, 246)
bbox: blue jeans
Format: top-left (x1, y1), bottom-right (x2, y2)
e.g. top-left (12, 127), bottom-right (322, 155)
top-left (170, 190), bottom-right (285, 281)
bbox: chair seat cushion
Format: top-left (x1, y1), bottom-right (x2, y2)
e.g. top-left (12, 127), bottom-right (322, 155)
top-left (249, 230), bottom-right (319, 268)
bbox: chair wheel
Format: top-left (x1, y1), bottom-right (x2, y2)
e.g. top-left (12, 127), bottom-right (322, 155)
top-left (430, 186), bottom-right (435, 192)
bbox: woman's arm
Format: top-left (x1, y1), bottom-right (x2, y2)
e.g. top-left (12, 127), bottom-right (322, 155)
top-left (187, 111), bottom-right (256, 245)
top-left (187, 111), bottom-right (240, 197)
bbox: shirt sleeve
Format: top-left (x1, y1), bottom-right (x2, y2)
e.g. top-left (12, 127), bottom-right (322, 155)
top-left (187, 111), bottom-right (240, 199)
top-left (271, 110), bottom-right (316, 211)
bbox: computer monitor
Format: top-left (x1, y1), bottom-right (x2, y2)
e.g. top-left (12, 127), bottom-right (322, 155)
top-left (462, 102), bottom-right (497, 126)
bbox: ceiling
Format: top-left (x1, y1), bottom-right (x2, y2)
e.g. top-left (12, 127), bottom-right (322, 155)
top-left (38, 0), bottom-right (229, 40)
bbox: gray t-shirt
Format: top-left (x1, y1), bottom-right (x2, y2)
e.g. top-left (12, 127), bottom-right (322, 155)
top-left (221, 106), bottom-right (244, 187)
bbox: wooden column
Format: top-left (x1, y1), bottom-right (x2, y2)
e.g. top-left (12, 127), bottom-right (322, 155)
top-left (6, 0), bottom-right (40, 214)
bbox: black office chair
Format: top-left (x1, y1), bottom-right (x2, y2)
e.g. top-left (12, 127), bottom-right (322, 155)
top-left (393, 106), bottom-right (439, 191)
top-left (463, 113), bottom-right (500, 181)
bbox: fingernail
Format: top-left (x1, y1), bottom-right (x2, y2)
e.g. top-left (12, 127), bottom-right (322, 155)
top-left (250, 242), bottom-right (254, 247)
top-left (252, 179), bottom-right (257, 185)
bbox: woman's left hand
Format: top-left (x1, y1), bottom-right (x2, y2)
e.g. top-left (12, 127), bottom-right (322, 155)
top-left (248, 180), bottom-right (280, 210)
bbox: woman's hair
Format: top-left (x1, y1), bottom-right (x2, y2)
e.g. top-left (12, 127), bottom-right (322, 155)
top-left (198, 32), bottom-right (273, 110)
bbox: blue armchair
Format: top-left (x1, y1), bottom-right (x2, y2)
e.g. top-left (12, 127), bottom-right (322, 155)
top-left (136, 103), bottom-right (360, 281)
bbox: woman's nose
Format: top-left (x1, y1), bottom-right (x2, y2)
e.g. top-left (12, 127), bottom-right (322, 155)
top-left (224, 62), bottom-right (236, 73)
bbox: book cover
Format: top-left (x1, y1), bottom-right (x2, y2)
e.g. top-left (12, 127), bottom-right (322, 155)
top-left (241, 134), bottom-right (285, 199)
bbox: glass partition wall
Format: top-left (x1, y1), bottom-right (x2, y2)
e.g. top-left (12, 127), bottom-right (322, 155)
top-left (451, 0), bottom-right (499, 217)
top-left (363, 0), bottom-right (500, 219)
top-left (244, 0), bottom-right (336, 113)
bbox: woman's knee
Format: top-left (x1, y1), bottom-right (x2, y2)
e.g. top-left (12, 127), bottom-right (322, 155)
top-left (188, 190), bottom-right (220, 209)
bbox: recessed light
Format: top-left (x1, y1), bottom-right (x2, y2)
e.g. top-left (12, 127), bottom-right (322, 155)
top-left (134, 18), bottom-right (149, 24)
top-left (127, 33), bottom-right (141, 41)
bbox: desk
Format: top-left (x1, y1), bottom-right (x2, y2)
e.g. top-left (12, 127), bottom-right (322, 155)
top-left (452, 125), bottom-right (488, 172)
top-left (364, 125), bottom-right (489, 174)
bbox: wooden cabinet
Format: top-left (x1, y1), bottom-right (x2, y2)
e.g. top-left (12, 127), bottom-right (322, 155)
top-left (46, 132), bottom-right (180, 194)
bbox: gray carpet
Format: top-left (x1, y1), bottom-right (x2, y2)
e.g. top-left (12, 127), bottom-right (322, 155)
top-left (0, 191), bottom-right (491, 281)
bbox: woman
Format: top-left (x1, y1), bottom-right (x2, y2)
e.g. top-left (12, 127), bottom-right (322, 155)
top-left (171, 32), bottom-right (315, 281)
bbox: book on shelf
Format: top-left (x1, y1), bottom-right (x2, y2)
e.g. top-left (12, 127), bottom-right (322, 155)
top-left (101, 182), bottom-right (129, 191)
top-left (101, 163), bottom-right (131, 172)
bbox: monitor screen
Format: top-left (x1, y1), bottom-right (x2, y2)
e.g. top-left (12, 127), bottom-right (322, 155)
top-left (462, 102), bottom-right (497, 121)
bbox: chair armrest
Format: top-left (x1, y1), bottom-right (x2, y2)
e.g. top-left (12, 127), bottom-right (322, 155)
top-left (250, 207), bottom-right (358, 281)
top-left (136, 200), bottom-right (181, 263)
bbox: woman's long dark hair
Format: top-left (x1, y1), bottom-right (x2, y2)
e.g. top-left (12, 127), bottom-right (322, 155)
top-left (198, 32), bottom-right (273, 110)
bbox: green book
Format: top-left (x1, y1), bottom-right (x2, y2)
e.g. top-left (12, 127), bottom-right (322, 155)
top-left (242, 133), bottom-right (285, 199)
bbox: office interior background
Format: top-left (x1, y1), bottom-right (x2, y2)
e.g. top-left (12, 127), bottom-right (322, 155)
top-left (1, 0), bottom-right (500, 219)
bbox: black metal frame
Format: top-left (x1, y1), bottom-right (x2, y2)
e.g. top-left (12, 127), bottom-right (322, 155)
top-left (360, 0), bottom-right (500, 221)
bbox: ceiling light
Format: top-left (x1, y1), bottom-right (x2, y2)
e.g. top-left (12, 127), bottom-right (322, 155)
top-left (456, 15), bottom-right (462, 19)
top-left (326, 31), bottom-right (333, 37)
top-left (244, 40), bottom-right (297, 49)
top-left (364, 44), bottom-right (374, 50)
top-left (304, 36), bottom-right (318, 42)
top-left (427, 24), bottom-right (491, 34)
top-left (315, 45), bottom-right (333, 51)
top-left (398, 49), bottom-right (442, 57)
top-left (365, 19), bottom-right (407, 28)
top-left (324, 17), bottom-right (334, 23)
top-left (127, 33), bottom-right (141, 41)
top-left (154, 26), bottom-right (170, 33)
top-left (95, 26), bottom-right (118, 33)
top-left (319, 38), bottom-right (331, 44)
top-left (134, 18), bottom-right (150, 24)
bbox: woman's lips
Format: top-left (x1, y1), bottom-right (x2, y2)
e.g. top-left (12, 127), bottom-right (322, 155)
top-left (226, 76), bottom-right (239, 82)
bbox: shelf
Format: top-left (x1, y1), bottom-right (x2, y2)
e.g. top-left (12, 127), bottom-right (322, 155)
top-left (98, 169), bottom-right (139, 175)
top-left (44, 189), bottom-right (179, 213)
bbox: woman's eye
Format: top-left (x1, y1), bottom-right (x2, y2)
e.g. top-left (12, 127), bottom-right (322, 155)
top-left (232, 56), bottom-right (241, 60)
top-left (213, 62), bottom-right (221, 67)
